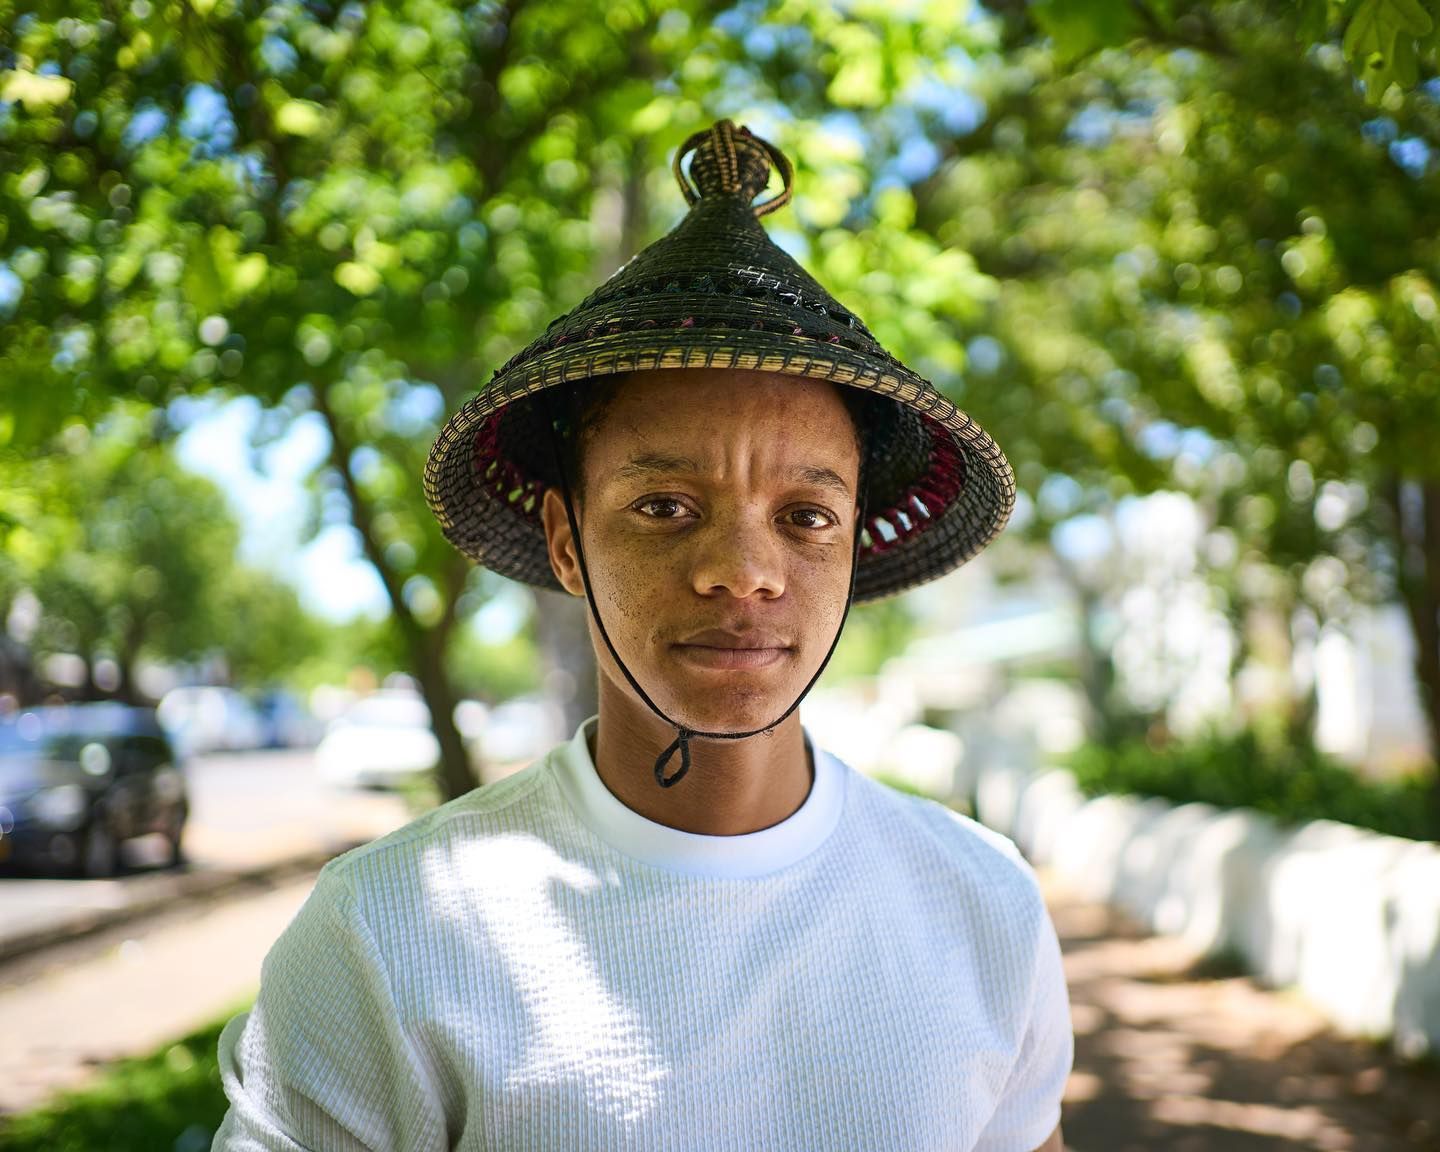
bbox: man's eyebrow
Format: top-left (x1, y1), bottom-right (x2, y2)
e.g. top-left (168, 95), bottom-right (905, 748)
top-left (611, 454), bottom-right (853, 496)
top-left (795, 465), bottom-right (853, 497)
top-left (612, 452), bottom-right (701, 481)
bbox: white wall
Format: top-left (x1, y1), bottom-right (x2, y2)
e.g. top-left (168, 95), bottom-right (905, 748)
top-left (973, 759), bottom-right (1440, 1059)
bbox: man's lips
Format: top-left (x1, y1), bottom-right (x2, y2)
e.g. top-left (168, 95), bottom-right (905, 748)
top-left (670, 629), bottom-right (793, 670)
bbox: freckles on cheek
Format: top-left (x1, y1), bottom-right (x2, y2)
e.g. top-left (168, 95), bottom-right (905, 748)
top-left (592, 547), bottom-right (681, 626)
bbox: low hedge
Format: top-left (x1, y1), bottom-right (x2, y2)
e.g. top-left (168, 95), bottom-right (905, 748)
top-left (1065, 729), bottom-right (1438, 843)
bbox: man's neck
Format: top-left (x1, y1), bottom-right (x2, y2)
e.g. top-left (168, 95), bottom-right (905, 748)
top-left (588, 681), bottom-right (813, 836)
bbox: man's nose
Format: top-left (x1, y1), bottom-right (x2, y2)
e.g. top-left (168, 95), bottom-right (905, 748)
top-left (689, 511), bottom-right (785, 599)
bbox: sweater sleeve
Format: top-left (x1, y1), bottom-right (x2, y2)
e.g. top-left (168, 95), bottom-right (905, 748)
top-left (972, 899), bottom-right (1074, 1152)
top-left (211, 866), bottom-right (447, 1152)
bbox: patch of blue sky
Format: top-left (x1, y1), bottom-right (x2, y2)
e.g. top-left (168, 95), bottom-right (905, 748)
top-left (1038, 472), bottom-right (1085, 520)
top-left (295, 526), bottom-right (390, 621)
top-left (348, 444), bottom-right (384, 485)
top-left (384, 383), bottom-right (445, 437)
top-left (1138, 419), bottom-right (1181, 459)
top-left (0, 267), bottom-right (23, 319)
top-left (174, 395), bottom-right (389, 621)
top-left (966, 334), bottom-right (1004, 376)
top-left (819, 109), bottom-right (867, 148)
top-left (742, 23), bottom-right (779, 60)
top-left (893, 134), bottom-right (942, 183)
top-left (472, 583), bottom-right (529, 645)
top-left (122, 104), bottom-right (169, 152)
top-left (51, 326), bottom-right (93, 371)
top-left (260, 34), bottom-right (300, 75)
top-left (228, 151), bottom-right (269, 192)
top-left (180, 84), bottom-right (237, 156)
top-left (1362, 116), bottom-right (1398, 145)
top-left (1390, 136), bottom-right (1431, 178)
top-left (1100, 395), bottom-right (1132, 424)
top-left (1052, 512), bottom-right (1115, 568)
top-left (714, 1), bottom-right (766, 38)
top-left (1178, 427), bottom-right (1218, 463)
top-left (907, 70), bottom-right (986, 138)
top-left (1137, 420), bottom-right (1219, 464)
top-left (1067, 101), bottom-right (1117, 147)
top-left (767, 226), bottom-right (810, 263)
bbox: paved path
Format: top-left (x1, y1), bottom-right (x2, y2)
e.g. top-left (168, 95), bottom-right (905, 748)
top-left (3, 863), bottom-right (1438, 1146)
top-left (0, 871), bottom-right (315, 1114)
top-left (1045, 872), bottom-right (1440, 1152)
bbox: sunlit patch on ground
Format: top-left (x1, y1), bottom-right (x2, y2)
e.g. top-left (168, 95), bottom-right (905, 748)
top-left (1042, 871), bottom-right (1440, 1152)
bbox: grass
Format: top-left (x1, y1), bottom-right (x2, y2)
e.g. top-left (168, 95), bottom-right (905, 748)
top-left (0, 1000), bottom-right (249, 1152)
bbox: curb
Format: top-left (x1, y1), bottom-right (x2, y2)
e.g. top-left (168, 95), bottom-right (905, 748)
top-left (0, 844), bottom-right (357, 965)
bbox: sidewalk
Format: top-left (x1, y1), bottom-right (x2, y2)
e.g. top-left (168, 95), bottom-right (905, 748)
top-left (5, 861), bottom-right (1438, 1142)
top-left (0, 871), bottom-right (317, 1113)
top-left (1044, 871), bottom-right (1440, 1152)
top-left (0, 771), bottom-right (411, 962)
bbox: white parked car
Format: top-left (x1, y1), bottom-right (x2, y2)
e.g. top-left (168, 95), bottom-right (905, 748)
top-left (157, 686), bottom-right (268, 757)
top-left (478, 696), bottom-right (561, 766)
top-left (315, 691), bottom-right (440, 789)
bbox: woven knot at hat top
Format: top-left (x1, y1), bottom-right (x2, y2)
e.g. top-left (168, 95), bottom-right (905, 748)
top-left (423, 118), bottom-right (1016, 603)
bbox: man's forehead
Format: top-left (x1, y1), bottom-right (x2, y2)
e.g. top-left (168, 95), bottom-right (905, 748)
top-left (610, 449), bottom-right (855, 496)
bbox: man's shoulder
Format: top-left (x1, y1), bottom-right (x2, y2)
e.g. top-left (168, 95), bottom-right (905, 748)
top-left (839, 758), bottom-right (1045, 913)
top-left (318, 746), bottom-right (565, 892)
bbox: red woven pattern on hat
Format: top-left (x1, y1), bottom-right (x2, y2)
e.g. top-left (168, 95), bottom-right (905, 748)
top-left (474, 413), bottom-right (546, 523)
top-left (475, 406), bottom-right (965, 556)
top-left (863, 414), bottom-right (965, 556)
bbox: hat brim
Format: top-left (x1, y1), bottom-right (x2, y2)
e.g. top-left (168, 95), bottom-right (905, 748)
top-left (423, 327), bottom-right (1015, 604)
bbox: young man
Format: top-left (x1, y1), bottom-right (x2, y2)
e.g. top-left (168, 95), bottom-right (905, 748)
top-left (214, 120), bottom-right (1072, 1151)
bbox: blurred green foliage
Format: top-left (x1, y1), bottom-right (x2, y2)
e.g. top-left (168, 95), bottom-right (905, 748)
top-left (0, 1002), bottom-right (240, 1152)
top-left (1067, 728), bottom-right (1439, 841)
top-left (0, 414), bottom-right (321, 696)
top-left (2, 0), bottom-right (1438, 798)
top-left (931, 6), bottom-right (1440, 806)
top-left (1026, 0), bottom-right (1439, 101)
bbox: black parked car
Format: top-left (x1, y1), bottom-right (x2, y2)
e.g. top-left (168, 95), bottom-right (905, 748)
top-left (0, 703), bottom-right (188, 878)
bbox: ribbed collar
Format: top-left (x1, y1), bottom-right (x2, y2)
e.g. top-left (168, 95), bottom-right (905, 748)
top-left (550, 717), bottom-right (846, 879)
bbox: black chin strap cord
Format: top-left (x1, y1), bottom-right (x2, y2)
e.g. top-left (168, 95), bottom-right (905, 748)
top-left (542, 390), bottom-right (868, 788)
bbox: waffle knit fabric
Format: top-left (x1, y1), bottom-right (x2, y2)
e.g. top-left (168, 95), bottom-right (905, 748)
top-left (212, 719), bottom-right (1073, 1151)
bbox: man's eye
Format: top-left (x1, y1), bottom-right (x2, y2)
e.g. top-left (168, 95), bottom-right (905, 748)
top-left (785, 507), bottom-right (836, 529)
top-left (636, 497), bottom-right (689, 519)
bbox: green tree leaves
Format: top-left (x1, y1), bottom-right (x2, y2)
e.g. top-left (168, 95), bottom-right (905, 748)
top-left (1027, 0), bottom-right (1438, 103)
top-left (1342, 0), bottom-right (1435, 99)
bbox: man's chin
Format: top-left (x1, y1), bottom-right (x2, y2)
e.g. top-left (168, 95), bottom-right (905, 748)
top-left (654, 679), bottom-right (807, 737)
top-left (600, 649), bottom-right (816, 735)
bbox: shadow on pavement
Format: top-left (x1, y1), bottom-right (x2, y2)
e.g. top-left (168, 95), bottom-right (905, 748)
top-left (1047, 880), bottom-right (1440, 1152)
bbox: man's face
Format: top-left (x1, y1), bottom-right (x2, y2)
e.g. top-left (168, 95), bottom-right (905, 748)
top-left (542, 368), bottom-right (862, 736)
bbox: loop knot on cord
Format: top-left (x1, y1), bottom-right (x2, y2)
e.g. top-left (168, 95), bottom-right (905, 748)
top-left (654, 728), bottom-right (694, 788)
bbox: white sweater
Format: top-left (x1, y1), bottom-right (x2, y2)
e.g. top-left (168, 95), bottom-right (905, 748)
top-left (213, 719), bottom-right (1072, 1151)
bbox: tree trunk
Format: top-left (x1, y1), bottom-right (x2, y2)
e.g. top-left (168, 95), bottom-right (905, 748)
top-left (116, 614), bottom-right (145, 706)
top-left (524, 131), bottom-right (649, 737)
top-left (1386, 476), bottom-right (1440, 834)
top-left (1049, 551), bottom-right (1121, 745)
top-left (312, 383), bottom-right (479, 801)
top-left (413, 628), bottom-right (474, 801)
top-left (80, 647), bottom-right (101, 702)
top-left (534, 589), bottom-right (597, 736)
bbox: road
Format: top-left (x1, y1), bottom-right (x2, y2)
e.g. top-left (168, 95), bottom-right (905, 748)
top-left (0, 748), bottom-right (414, 955)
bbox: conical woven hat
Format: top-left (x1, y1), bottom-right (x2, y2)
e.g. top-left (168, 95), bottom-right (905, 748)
top-left (425, 119), bottom-right (1014, 602)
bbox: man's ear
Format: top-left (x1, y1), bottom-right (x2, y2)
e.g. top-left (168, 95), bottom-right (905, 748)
top-left (541, 487), bottom-right (586, 597)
